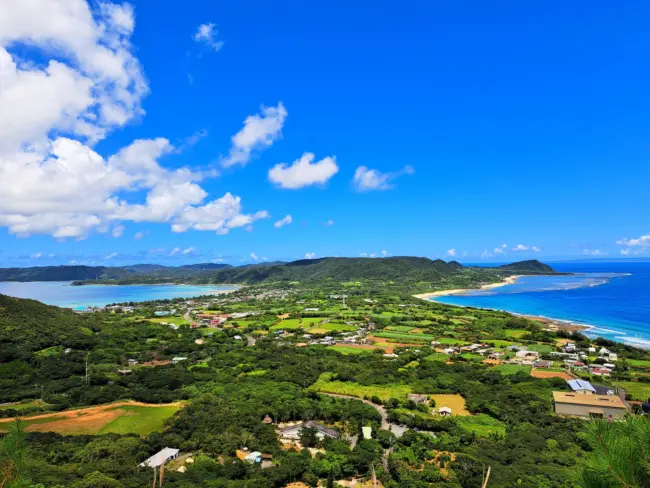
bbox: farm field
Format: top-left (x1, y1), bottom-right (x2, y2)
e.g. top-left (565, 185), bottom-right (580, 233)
top-left (527, 343), bottom-right (556, 353)
top-left (627, 359), bottom-right (650, 369)
top-left (459, 353), bottom-right (484, 362)
top-left (0, 400), bottom-right (51, 412)
top-left (429, 394), bottom-right (470, 416)
top-left (531, 369), bottom-right (573, 380)
top-left (271, 318), bottom-right (322, 330)
top-left (149, 316), bottom-right (189, 326)
top-left (504, 329), bottom-right (529, 338)
top-left (309, 322), bottom-right (357, 332)
top-left (328, 345), bottom-right (374, 355)
top-left (0, 401), bottom-right (182, 435)
top-left (373, 331), bottom-right (436, 343)
top-left (482, 339), bottom-right (514, 348)
top-left (494, 364), bottom-right (532, 375)
top-left (386, 325), bottom-right (417, 332)
top-left (309, 372), bottom-right (412, 401)
top-left (436, 337), bottom-right (469, 345)
top-left (616, 381), bottom-right (650, 401)
top-left (424, 353), bottom-right (450, 362)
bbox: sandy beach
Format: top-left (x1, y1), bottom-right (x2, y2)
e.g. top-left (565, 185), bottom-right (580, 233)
top-left (412, 275), bottom-right (522, 300)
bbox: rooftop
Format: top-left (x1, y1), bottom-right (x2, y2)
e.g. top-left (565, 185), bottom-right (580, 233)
top-left (553, 391), bottom-right (626, 409)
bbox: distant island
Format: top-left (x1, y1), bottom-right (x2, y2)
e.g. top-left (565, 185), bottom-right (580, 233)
top-left (0, 257), bottom-right (558, 292)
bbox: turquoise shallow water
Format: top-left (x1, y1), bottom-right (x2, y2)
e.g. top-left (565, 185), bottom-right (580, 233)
top-left (0, 281), bottom-right (236, 309)
top-left (432, 262), bottom-right (650, 348)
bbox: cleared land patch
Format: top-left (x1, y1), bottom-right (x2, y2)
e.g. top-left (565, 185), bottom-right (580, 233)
top-left (309, 372), bottom-right (412, 401)
top-left (494, 364), bottom-right (532, 375)
top-left (429, 394), bottom-right (470, 416)
top-left (530, 369), bottom-right (573, 380)
top-left (271, 318), bottom-right (322, 330)
top-left (0, 401), bottom-right (182, 436)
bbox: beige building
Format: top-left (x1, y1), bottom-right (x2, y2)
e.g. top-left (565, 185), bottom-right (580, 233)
top-left (553, 391), bottom-right (628, 420)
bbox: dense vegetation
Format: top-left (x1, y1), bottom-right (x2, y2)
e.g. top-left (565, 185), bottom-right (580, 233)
top-left (59, 257), bottom-right (558, 287)
top-left (1, 267), bottom-right (648, 488)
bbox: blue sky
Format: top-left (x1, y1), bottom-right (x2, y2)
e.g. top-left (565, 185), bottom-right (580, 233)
top-left (0, 0), bottom-right (648, 267)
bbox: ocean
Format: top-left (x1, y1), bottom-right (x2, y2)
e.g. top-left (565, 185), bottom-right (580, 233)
top-left (432, 262), bottom-right (650, 348)
top-left (0, 281), bottom-right (237, 309)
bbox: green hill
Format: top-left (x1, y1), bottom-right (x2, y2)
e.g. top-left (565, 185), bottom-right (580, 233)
top-left (496, 259), bottom-right (555, 274)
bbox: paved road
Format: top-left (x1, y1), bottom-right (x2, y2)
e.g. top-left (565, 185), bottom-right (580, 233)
top-left (317, 392), bottom-right (391, 430)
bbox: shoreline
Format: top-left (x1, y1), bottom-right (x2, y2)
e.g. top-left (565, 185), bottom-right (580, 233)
top-left (412, 275), bottom-right (522, 300)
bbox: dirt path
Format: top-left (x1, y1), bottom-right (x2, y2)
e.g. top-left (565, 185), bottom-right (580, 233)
top-left (0, 400), bottom-right (184, 425)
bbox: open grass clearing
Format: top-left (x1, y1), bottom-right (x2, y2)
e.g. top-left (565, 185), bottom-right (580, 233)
top-left (0, 401), bottom-right (182, 435)
top-left (616, 381), bottom-right (650, 402)
top-left (149, 316), bottom-right (189, 326)
top-left (494, 364), bottom-right (532, 375)
top-left (271, 318), bottom-right (322, 330)
top-left (328, 345), bottom-right (374, 355)
top-left (526, 343), bottom-right (556, 353)
top-left (456, 414), bottom-right (506, 436)
top-left (504, 329), bottom-right (529, 338)
top-left (0, 400), bottom-right (51, 412)
top-left (482, 339), bottom-right (514, 348)
top-left (374, 331), bottom-right (437, 342)
top-left (309, 372), bottom-right (412, 401)
top-left (458, 353), bottom-right (484, 362)
top-left (424, 353), bottom-right (450, 362)
top-left (436, 337), bottom-right (469, 346)
top-left (386, 325), bottom-right (417, 332)
top-left (311, 322), bottom-right (357, 332)
top-left (627, 359), bottom-right (650, 369)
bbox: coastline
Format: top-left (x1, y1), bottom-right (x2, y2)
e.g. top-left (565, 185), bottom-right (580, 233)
top-left (412, 275), bottom-right (522, 300)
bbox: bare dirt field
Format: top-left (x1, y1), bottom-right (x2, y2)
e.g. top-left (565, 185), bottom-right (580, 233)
top-left (530, 369), bottom-right (574, 380)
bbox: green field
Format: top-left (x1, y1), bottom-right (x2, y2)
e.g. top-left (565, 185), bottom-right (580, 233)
top-left (328, 345), bottom-right (373, 355)
top-left (99, 405), bottom-right (181, 435)
top-left (504, 329), bottom-right (529, 338)
top-left (482, 339), bottom-right (514, 348)
top-left (424, 353), bottom-right (450, 362)
top-left (627, 359), bottom-right (650, 369)
top-left (459, 353), bottom-right (484, 362)
top-left (527, 344), bottom-right (555, 353)
top-left (149, 316), bottom-right (189, 326)
top-left (494, 364), bottom-right (532, 375)
top-left (309, 322), bottom-right (357, 332)
top-left (373, 331), bottom-right (437, 343)
top-left (271, 318), bottom-right (322, 330)
top-left (436, 337), bottom-right (469, 345)
top-left (616, 381), bottom-right (650, 401)
top-left (35, 346), bottom-right (64, 357)
top-left (309, 372), bottom-right (412, 400)
top-left (457, 414), bottom-right (506, 437)
top-left (0, 400), bottom-right (51, 412)
top-left (386, 325), bottom-right (417, 332)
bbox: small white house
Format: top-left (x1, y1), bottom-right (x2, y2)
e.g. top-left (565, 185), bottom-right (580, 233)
top-left (588, 347), bottom-right (597, 354)
top-left (172, 357), bottom-right (188, 364)
top-left (139, 447), bottom-right (179, 468)
top-left (439, 407), bottom-right (452, 416)
top-left (598, 347), bottom-right (610, 357)
top-left (607, 353), bottom-right (618, 362)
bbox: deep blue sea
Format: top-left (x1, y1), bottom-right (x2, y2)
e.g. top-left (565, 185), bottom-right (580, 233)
top-left (0, 282), bottom-right (237, 309)
top-left (433, 262), bottom-right (650, 348)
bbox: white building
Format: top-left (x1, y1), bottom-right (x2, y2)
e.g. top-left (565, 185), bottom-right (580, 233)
top-left (172, 357), bottom-right (187, 364)
top-left (139, 448), bottom-right (179, 468)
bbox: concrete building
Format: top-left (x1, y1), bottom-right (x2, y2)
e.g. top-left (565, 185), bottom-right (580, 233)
top-left (553, 392), bottom-right (627, 420)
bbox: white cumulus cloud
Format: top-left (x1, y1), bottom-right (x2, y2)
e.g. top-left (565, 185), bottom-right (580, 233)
top-left (221, 103), bottom-right (287, 168)
top-left (512, 244), bottom-right (541, 252)
top-left (583, 249), bottom-right (607, 256)
top-left (111, 225), bottom-right (125, 238)
top-left (274, 215), bottom-right (293, 228)
top-left (305, 252), bottom-right (316, 259)
top-left (268, 153), bottom-right (339, 189)
top-left (447, 248), bottom-right (456, 257)
top-left (353, 165), bottom-right (414, 192)
top-left (193, 23), bottom-right (224, 51)
top-left (325, 219), bottom-right (335, 226)
top-left (381, 250), bottom-right (387, 257)
top-left (617, 234), bottom-right (650, 247)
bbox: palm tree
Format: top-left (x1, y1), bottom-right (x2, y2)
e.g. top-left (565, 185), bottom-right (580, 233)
top-left (579, 416), bottom-right (650, 488)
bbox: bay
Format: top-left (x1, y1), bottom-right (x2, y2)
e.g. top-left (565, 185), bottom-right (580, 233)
top-left (432, 262), bottom-right (650, 348)
top-left (0, 281), bottom-right (237, 309)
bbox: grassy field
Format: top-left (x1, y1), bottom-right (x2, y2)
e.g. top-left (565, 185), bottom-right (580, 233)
top-left (429, 394), bottom-right (470, 416)
top-left (494, 364), bottom-right (532, 375)
top-left (527, 343), bottom-right (556, 353)
top-left (616, 381), bottom-right (650, 401)
top-left (35, 346), bottom-right (64, 357)
top-left (328, 345), bottom-right (374, 355)
top-left (424, 353), bottom-right (450, 362)
top-left (0, 402), bottom-right (182, 435)
top-left (309, 372), bottom-right (412, 400)
top-left (436, 337), bottom-right (469, 345)
top-left (482, 339), bottom-right (514, 348)
top-left (0, 400), bottom-right (51, 412)
top-left (386, 325), bottom-right (417, 332)
top-left (457, 414), bottom-right (506, 436)
top-left (373, 331), bottom-right (437, 343)
top-left (271, 318), bottom-right (322, 330)
top-left (504, 329), bottom-right (529, 338)
top-left (459, 353), bottom-right (484, 362)
top-left (309, 322), bottom-right (357, 332)
top-left (627, 359), bottom-right (650, 369)
top-left (149, 316), bottom-right (189, 326)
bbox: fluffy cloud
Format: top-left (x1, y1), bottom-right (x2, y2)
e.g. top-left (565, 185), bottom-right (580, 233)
top-left (31, 252), bottom-right (42, 259)
top-left (222, 103), bottom-right (287, 167)
top-left (446, 248), bottom-right (456, 257)
top-left (193, 23), bottom-right (224, 51)
top-left (325, 220), bottom-right (335, 226)
top-left (305, 252), bottom-right (316, 259)
top-left (353, 165), bottom-right (414, 192)
top-left (617, 235), bottom-right (650, 247)
top-left (494, 244), bottom-right (507, 254)
top-left (268, 153), bottom-right (339, 189)
top-left (512, 244), bottom-right (540, 252)
top-left (0, 1), bottom-right (268, 239)
top-left (481, 249), bottom-right (492, 259)
top-left (105, 252), bottom-right (117, 259)
top-left (274, 215), bottom-right (293, 228)
top-left (381, 250), bottom-right (387, 257)
top-left (133, 231), bottom-right (148, 240)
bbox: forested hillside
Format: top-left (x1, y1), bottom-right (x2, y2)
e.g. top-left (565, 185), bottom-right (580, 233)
top-left (66, 257), bottom-right (557, 287)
